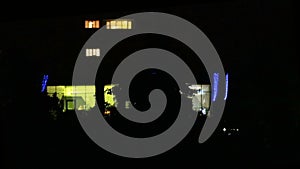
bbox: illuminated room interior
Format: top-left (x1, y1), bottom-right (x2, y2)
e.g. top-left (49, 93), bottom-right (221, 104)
top-left (46, 84), bottom-right (211, 113)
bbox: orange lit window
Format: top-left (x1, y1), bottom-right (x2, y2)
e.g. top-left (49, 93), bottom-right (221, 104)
top-left (85, 20), bottom-right (100, 28)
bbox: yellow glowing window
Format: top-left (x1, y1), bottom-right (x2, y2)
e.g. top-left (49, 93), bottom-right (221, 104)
top-left (104, 84), bottom-right (118, 107)
top-left (86, 48), bottom-right (100, 57)
top-left (127, 21), bottom-right (132, 29)
top-left (85, 20), bottom-right (100, 28)
top-left (47, 85), bottom-right (96, 112)
top-left (106, 19), bottom-right (132, 29)
top-left (121, 20), bottom-right (127, 29)
top-left (46, 84), bottom-right (210, 113)
top-left (116, 21), bottom-right (122, 29)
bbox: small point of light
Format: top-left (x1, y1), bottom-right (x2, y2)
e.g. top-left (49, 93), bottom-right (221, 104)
top-left (202, 108), bottom-right (207, 115)
top-left (223, 128), bottom-right (226, 132)
top-left (236, 128), bottom-right (239, 132)
top-left (104, 110), bottom-right (111, 115)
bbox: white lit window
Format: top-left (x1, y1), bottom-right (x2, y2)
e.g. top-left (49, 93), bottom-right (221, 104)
top-left (86, 48), bottom-right (100, 57)
top-left (106, 19), bottom-right (132, 29)
top-left (106, 21), bottom-right (110, 29)
top-left (127, 21), bottom-right (132, 29)
top-left (85, 20), bottom-right (100, 28)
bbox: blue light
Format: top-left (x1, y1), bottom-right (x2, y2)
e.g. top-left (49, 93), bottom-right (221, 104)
top-left (41, 75), bottom-right (48, 92)
top-left (224, 73), bottom-right (228, 100)
top-left (213, 73), bottom-right (219, 102)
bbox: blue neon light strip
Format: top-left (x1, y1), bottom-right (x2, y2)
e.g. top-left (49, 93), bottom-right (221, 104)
top-left (41, 75), bottom-right (48, 92)
top-left (224, 73), bottom-right (228, 100)
top-left (213, 73), bottom-right (219, 102)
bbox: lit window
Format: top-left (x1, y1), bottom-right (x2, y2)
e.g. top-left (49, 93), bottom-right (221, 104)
top-left (86, 48), bottom-right (100, 57)
top-left (109, 21), bottom-right (116, 29)
top-left (106, 21), bottom-right (110, 29)
top-left (104, 84), bottom-right (118, 107)
top-left (106, 19), bottom-right (132, 29)
top-left (85, 20), bottom-right (100, 28)
top-left (116, 20), bottom-right (121, 29)
top-left (127, 21), bottom-right (132, 29)
top-left (122, 20), bottom-right (127, 29)
top-left (47, 85), bottom-right (96, 112)
top-left (186, 84), bottom-right (211, 112)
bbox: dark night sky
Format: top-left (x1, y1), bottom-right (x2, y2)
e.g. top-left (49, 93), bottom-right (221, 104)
top-left (1, 0), bottom-right (299, 168)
